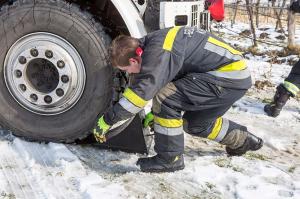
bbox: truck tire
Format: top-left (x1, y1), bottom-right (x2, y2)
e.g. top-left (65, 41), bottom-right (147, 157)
top-left (0, 0), bottom-right (113, 142)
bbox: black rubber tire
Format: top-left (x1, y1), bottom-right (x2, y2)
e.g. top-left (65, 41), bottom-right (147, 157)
top-left (0, 0), bottom-right (112, 143)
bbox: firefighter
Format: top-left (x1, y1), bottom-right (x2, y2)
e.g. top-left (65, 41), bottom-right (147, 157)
top-left (264, 60), bottom-right (300, 117)
top-left (93, 26), bottom-right (263, 173)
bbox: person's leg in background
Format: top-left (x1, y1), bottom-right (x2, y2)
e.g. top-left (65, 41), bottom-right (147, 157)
top-left (264, 60), bottom-right (300, 117)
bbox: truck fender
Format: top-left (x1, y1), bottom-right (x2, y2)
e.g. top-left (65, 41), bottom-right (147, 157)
top-left (111, 0), bottom-right (147, 38)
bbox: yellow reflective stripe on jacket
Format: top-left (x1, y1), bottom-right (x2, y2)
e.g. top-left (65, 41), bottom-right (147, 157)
top-left (154, 116), bottom-right (183, 128)
top-left (217, 60), bottom-right (247, 72)
top-left (123, 88), bottom-right (148, 108)
top-left (119, 97), bottom-right (142, 114)
top-left (163, 26), bottom-right (181, 51)
top-left (284, 81), bottom-right (300, 96)
top-left (207, 117), bottom-right (222, 140)
top-left (208, 37), bottom-right (242, 55)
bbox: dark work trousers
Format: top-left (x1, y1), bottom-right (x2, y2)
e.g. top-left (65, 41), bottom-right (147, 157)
top-left (152, 73), bottom-right (249, 159)
top-left (285, 59), bottom-right (300, 89)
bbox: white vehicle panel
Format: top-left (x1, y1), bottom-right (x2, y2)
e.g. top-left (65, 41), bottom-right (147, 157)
top-left (111, 0), bottom-right (147, 38)
top-left (160, 1), bottom-right (205, 29)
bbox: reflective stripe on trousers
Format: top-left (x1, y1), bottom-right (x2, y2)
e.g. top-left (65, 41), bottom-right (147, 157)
top-left (154, 115), bottom-right (184, 136)
top-left (284, 81), bottom-right (300, 96)
top-left (207, 117), bottom-right (230, 142)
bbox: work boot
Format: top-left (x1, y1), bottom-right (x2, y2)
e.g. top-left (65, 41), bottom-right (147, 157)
top-left (264, 84), bottom-right (293, 117)
top-left (136, 154), bottom-right (185, 173)
top-left (225, 132), bottom-right (263, 156)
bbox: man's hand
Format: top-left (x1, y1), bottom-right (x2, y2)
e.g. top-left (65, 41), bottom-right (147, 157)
top-left (93, 116), bottom-right (111, 143)
top-left (143, 112), bottom-right (154, 129)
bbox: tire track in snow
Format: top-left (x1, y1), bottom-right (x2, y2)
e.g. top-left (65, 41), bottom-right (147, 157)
top-left (67, 145), bottom-right (203, 198)
top-left (21, 141), bottom-right (81, 199)
top-left (0, 151), bottom-right (22, 198)
top-left (0, 141), bottom-right (45, 199)
top-left (0, 137), bottom-right (83, 199)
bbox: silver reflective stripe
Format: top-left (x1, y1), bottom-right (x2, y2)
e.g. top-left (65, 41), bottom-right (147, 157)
top-left (119, 97), bottom-right (142, 114)
top-left (154, 124), bottom-right (183, 136)
top-left (215, 118), bottom-right (229, 142)
top-left (207, 68), bottom-right (250, 79)
top-left (110, 118), bottom-right (131, 130)
top-left (205, 42), bottom-right (243, 61)
top-left (283, 81), bottom-right (299, 96)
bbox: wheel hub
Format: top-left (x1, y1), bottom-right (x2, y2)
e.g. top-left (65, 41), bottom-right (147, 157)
top-left (26, 58), bottom-right (60, 93)
top-left (4, 32), bottom-right (86, 115)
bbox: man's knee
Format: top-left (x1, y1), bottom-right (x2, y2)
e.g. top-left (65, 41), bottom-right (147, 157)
top-left (184, 117), bottom-right (232, 143)
top-left (152, 83), bottom-right (177, 114)
top-left (183, 119), bottom-right (215, 137)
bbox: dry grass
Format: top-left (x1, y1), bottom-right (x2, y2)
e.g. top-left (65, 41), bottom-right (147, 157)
top-left (286, 44), bottom-right (300, 55)
top-left (241, 45), bottom-right (299, 65)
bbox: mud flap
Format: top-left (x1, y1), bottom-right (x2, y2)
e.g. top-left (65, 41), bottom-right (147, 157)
top-left (78, 113), bottom-right (153, 154)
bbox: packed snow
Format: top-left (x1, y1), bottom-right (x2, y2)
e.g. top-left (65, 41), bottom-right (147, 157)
top-left (0, 20), bottom-right (299, 199)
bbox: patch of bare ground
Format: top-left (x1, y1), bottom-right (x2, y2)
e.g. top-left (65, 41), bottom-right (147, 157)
top-left (254, 80), bottom-right (274, 90)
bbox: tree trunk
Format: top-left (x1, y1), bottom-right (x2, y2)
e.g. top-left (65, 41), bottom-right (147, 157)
top-left (245, 0), bottom-right (257, 46)
top-left (255, 0), bottom-right (261, 28)
top-left (231, 0), bottom-right (240, 27)
top-left (275, 0), bottom-right (287, 32)
top-left (288, 0), bottom-right (296, 48)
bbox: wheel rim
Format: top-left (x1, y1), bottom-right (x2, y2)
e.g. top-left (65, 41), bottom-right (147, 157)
top-left (4, 32), bottom-right (86, 115)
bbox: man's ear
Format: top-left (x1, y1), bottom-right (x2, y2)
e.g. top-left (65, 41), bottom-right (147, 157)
top-left (129, 58), bottom-right (138, 64)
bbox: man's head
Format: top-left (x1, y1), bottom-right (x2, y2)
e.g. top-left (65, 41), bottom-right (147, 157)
top-left (109, 35), bottom-right (142, 74)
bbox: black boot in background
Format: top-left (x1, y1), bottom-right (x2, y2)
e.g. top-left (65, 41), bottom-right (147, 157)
top-left (137, 154), bottom-right (185, 173)
top-left (264, 84), bottom-right (293, 117)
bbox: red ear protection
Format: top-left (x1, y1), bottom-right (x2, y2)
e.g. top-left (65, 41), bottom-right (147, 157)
top-left (135, 47), bottom-right (143, 57)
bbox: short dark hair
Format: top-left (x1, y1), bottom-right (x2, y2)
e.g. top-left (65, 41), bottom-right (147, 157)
top-left (109, 35), bottom-right (139, 67)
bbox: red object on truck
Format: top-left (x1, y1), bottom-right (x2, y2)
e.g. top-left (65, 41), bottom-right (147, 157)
top-left (207, 0), bottom-right (225, 21)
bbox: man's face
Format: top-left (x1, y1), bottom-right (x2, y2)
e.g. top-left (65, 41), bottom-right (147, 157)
top-left (117, 58), bottom-right (142, 74)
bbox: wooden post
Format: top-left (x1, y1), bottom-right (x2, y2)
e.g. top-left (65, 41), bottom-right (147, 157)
top-left (275, 0), bottom-right (287, 32)
top-left (288, 0), bottom-right (296, 48)
top-left (231, 0), bottom-right (240, 27)
top-left (245, 0), bottom-right (257, 46)
top-left (255, 0), bottom-right (261, 28)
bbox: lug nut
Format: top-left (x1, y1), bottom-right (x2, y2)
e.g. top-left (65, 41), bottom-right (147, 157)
top-left (57, 60), bottom-right (65, 68)
top-left (30, 49), bottom-right (39, 57)
top-left (45, 50), bottom-right (53, 58)
top-left (19, 56), bottom-right (27, 64)
top-left (44, 95), bottom-right (52, 104)
top-left (30, 94), bottom-right (38, 102)
top-left (56, 88), bottom-right (64, 97)
top-left (15, 70), bottom-right (22, 78)
top-left (61, 75), bottom-right (69, 83)
top-left (19, 84), bottom-right (26, 91)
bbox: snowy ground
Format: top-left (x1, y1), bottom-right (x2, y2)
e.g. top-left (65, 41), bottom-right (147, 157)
top-left (0, 22), bottom-right (299, 199)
